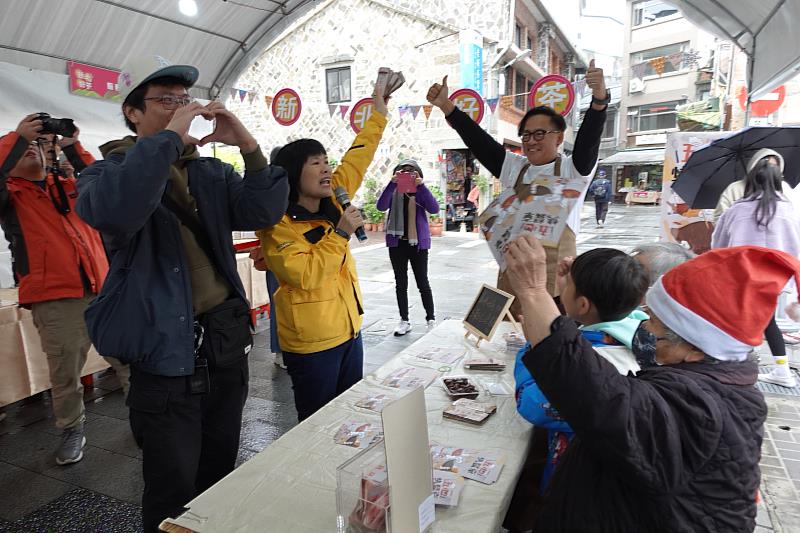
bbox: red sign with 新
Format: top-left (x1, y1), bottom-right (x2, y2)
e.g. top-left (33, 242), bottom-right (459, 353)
top-left (68, 61), bottom-right (122, 102)
top-left (272, 88), bottom-right (302, 126)
top-left (737, 85), bottom-right (785, 117)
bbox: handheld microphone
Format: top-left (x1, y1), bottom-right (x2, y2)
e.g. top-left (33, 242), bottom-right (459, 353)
top-left (334, 186), bottom-right (368, 242)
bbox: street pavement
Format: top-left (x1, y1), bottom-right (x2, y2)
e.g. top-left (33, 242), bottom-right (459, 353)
top-left (0, 203), bottom-right (798, 531)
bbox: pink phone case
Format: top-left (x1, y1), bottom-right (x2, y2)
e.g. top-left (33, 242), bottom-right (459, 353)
top-left (396, 172), bottom-right (417, 194)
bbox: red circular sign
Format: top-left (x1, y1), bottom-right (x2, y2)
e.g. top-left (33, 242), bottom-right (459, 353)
top-left (528, 74), bottom-right (575, 115)
top-left (271, 88), bottom-right (302, 126)
top-left (737, 85), bottom-right (785, 117)
top-left (449, 89), bottom-right (485, 123)
top-left (349, 98), bottom-right (375, 133)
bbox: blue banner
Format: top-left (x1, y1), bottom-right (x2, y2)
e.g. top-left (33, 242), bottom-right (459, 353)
top-left (459, 30), bottom-right (483, 96)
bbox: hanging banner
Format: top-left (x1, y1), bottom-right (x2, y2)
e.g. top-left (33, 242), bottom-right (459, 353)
top-left (350, 98), bottom-right (375, 133)
top-left (230, 88), bottom-right (238, 100)
top-left (661, 131), bottom-right (729, 253)
top-left (328, 104), bottom-right (337, 117)
top-left (631, 63), bottom-right (647, 79)
top-left (238, 89), bottom-right (247, 102)
top-left (667, 52), bottom-right (684, 71)
top-left (410, 105), bottom-right (421, 120)
top-left (649, 57), bottom-right (667, 76)
top-left (271, 88), bottom-right (302, 126)
top-left (339, 105), bottom-right (350, 119)
top-left (264, 95), bottom-right (273, 108)
top-left (248, 92), bottom-right (257, 104)
top-left (68, 61), bottom-right (121, 102)
top-left (422, 104), bottom-right (433, 120)
top-left (486, 98), bottom-right (499, 113)
top-left (529, 74), bottom-right (574, 115)
top-left (459, 29), bottom-right (484, 96)
top-left (449, 88), bottom-right (485, 123)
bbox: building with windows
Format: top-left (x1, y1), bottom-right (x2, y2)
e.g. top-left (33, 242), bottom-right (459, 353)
top-left (601, 0), bottom-right (715, 198)
top-left (227, 0), bottom-right (584, 216)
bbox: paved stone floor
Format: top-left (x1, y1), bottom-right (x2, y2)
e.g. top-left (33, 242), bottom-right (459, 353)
top-left (0, 203), bottom-right (798, 532)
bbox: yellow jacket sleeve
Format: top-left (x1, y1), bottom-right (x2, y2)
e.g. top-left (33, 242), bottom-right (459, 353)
top-left (258, 220), bottom-right (349, 291)
top-left (333, 111), bottom-right (388, 197)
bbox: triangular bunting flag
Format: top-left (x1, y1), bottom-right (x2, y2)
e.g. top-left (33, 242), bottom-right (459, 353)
top-left (248, 92), bottom-right (257, 104)
top-left (339, 105), bottom-right (349, 119)
top-left (328, 105), bottom-right (337, 117)
top-left (667, 52), bottom-right (684, 71)
top-left (399, 105), bottom-right (409, 118)
top-left (410, 105), bottom-right (421, 120)
top-left (631, 62), bottom-right (647, 79)
top-left (238, 89), bottom-right (247, 102)
top-left (422, 104), bottom-right (433, 120)
top-left (230, 88), bottom-right (238, 100)
top-left (264, 95), bottom-right (273, 107)
top-left (500, 95), bottom-right (513, 108)
top-left (486, 98), bottom-right (499, 113)
top-left (649, 56), bottom-right (666, 76)
top-left (683, 50), bottom-right (701, 68)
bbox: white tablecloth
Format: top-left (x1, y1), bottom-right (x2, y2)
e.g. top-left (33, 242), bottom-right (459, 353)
top-left (167, 319), bottom-right (532, 532)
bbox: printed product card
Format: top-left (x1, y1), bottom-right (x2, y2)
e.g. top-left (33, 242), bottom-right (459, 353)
top-left (334, 421), bottom-right (384, 449)
top-left (381, 367), bottom-right (439, 390)
top-left (355, 393), bottom-right (396, 413)
top-left (480, 174), bottom-right (580, 270)
top-left (463, 357), bottom-right (507, 371)
top-left (442, 399), bottom-right (498, 425)
top-left (349, 463), bottom-right (390, 531)
top-left (432, 470), bottom-right (465, 507)
top-left (412, 347), bottom-right (466, 365)
top-left (430, 445), bottom-right (506, 484)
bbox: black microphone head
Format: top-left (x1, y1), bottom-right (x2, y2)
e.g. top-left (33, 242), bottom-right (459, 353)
top-left (334, 186), bottom-right (350, 204)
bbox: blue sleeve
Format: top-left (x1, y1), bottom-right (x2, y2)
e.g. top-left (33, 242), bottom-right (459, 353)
top-left (224, 158), bottom-right (289, 231)
top-left (76, 131), bottom-right (182, 237)
top-left (605, 181), bottom-right (613, 202)
top-left (514, 345), bottom-right (573, 431)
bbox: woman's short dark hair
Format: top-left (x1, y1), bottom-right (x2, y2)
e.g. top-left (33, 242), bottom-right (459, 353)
top-left (272, 139), bottom-right (327, 203)
top-left (517, 106), bottom-right (567, 136)
top-left (122, 76), bottom-right (192, 133)
top-left (571, 248), bottom-right (649, 322)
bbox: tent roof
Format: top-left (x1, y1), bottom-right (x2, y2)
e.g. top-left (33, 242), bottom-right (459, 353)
top-left (668, 0), bottom-right (800, 100)
top-left (601, 148), bottom-right (665, 165)
top-left (0, 0), bottom-right (317, 99)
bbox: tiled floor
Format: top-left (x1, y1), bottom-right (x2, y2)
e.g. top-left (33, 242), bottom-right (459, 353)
top-left (0, 204), bottom-right (797, 531)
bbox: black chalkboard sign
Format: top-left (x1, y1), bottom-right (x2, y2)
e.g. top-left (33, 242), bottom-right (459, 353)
top-left (463, 284), bottom-right (515, 342)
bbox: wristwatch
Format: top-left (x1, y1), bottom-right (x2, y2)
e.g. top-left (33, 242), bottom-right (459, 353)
top-left (334, 228), bottom-right (350, 240)
top-left (592, 90), bottom-right (611, 107)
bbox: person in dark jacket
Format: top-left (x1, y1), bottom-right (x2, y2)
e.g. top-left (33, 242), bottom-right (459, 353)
top-left (504, 234), bottom-right (772, 532)
top-left (76, 55), bottom-right (288, 532)
top-left (376, 159), bottom-right (440, 335)
top-left (590, 169), bottom-right (612, 225)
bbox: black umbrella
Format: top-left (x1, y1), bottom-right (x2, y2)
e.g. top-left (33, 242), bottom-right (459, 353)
top-left (671, 126), bottom-right (800, 209)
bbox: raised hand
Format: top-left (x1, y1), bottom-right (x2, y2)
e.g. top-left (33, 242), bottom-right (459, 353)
top-left (586, 59), bottom-right (608, 105)
top-left (16, 114), bottom-right (43, 142)
top-left (426, 76), bottom-right (455, 115)
top-left (199, 101), bottom-right (258, 153)
top-left (166, 102), bottom-right (213, 146)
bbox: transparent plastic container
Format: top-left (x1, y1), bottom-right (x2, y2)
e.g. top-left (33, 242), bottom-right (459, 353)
top-left (337, 440), bottom-right (391, 533)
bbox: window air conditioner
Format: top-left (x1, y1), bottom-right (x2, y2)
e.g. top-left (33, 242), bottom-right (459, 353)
top-left (629, 78), bottom-right (645, 93)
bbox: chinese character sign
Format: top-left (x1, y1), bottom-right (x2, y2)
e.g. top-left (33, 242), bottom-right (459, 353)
top-left (271, 88), bottom-right (302, 126)
top-left (449, 89), bottom-right (485, 124)
top-left (529, 75), bottom-right (574, 115)
top-left (68, 61), bottom-right (121, 102)
top-left (459, 29), bottom-right (483, 96)
top-left (349, 98), bottom-right (374, 133)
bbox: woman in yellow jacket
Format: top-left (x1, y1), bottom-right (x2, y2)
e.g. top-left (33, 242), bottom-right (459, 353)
top-left (258, 87), bottom-right (388, 421)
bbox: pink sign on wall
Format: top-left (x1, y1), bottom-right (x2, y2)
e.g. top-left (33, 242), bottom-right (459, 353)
top-left (68, 61), bottom-right (121, 102)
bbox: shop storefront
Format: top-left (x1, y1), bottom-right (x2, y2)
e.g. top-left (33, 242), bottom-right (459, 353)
top-left (599, 148), bottom-right (665, 203)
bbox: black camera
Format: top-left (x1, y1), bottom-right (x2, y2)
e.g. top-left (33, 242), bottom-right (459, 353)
top-left (36, 112), bottom-right (77, 138)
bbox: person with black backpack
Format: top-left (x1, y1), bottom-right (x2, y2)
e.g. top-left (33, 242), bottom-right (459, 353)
top-left (591, 169), bottom-right (612, 226)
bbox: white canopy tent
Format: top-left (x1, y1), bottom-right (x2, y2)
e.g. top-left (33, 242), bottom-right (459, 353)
top-left (668, 0), bottom-right (800, 104)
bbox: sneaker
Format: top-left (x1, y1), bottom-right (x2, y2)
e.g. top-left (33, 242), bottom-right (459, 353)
top-left (56, 423), bottom-right (86, 465)
top-left (273, 352), bottom-right (287, 370)
top-left (426, 320), bottom-right (436, 329)
top-left (758, 370), bottom-right (798, 389)
top-left (393, 320), bottom-right (412, 336)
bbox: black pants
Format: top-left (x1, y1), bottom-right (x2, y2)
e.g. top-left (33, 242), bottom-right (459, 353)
top-left (765, 315), bottom-right (786, 357)
top-left (595, 201), bottom-right (609, 223)
top-left (389, 239), bottom-right (435, 322)
top-left (128, 359), bottom-right (249, 532)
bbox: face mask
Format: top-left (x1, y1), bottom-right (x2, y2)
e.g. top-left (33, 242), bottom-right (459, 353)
top-left (632, 321), bottom-right (661, 369)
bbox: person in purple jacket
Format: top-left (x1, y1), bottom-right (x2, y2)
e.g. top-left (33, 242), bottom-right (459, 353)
top-left (377, 159), bottom-right (440, 336)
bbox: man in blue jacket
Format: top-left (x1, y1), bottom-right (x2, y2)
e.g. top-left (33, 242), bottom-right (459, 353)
top-left (76, 55), bottom-right (288, 532)
top-left (590, 169), bottom-right (612, 226)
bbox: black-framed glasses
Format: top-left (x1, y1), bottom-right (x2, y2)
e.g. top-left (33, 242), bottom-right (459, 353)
top-left (32, 138), bottom-right (54, 147)
top-left (144, 94), bottom-right (193, 109)
top-left (521, 129), bottom-right (560, 142)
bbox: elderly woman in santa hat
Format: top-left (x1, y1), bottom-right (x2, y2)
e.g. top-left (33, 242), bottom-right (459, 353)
top-left (505, 234), bottom-right (774, 532)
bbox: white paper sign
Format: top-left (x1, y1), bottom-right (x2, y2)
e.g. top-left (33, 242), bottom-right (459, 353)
top-left (418, 493), bottom-right (435, 531)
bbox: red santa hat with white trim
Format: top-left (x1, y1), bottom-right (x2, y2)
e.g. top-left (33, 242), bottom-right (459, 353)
top-left (645, 246), bottom-right (800, 361)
